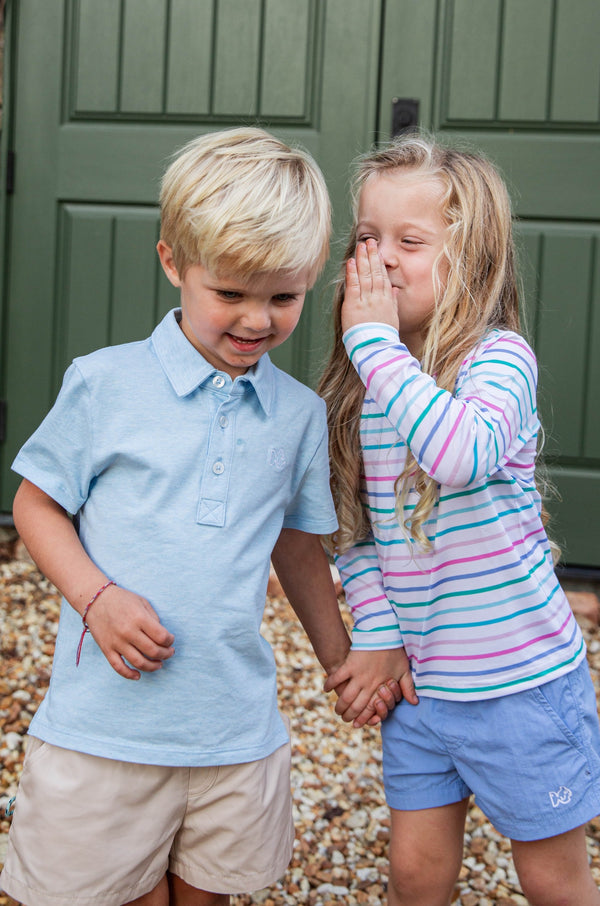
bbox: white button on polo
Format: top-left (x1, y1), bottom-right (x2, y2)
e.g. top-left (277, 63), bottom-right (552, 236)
top-left (212, 461), bottom-right (225, 475)
top-left (212, 375), bottom-right (225, 388)
top-left (219, 415), bottom-right (229, 428)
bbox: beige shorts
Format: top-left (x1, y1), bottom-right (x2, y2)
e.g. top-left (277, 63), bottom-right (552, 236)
top-left (1, 732), bottom-right (294, 905)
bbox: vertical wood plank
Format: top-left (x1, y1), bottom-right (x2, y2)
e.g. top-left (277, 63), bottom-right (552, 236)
top-left (499, 0), bottom-right (552, 121)
top-left (378, 0), bottom-right (438, 133)
top-left (551, 0), bottom-right (600, 122)
top-left (213, 0), bottom-right (261, 115)
top-left (260, 0), bottom-right (310, 118)
top-left (60, 207), bottom-right (113, 368)
top-left (111, 213), bottom-right (162, 344)
top-left (584, 238), bottom-right (600, 458)
top-left (120, 0), bottom-right (168, 113)
top-left (514, 226), bottom-right (542, 344)
top-left (446, 0), bottom-right (501, 120)
top-left (535, 232), bottom-right (593, 458)
top-left (166, 0), bottom-right (214, 114)
top-left (73, 0), bottom-right (121, 112)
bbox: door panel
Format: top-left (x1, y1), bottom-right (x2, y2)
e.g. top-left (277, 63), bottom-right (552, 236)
top-left (0, 0), bottom-right (382, 509)
top-left (379, 0), bottom-right (600, 565)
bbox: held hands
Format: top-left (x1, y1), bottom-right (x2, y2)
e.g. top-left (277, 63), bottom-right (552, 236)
top-left (341, 239), bottom-right (399, 335)
top-left (83, 584), bottom-right (175, 680)
top-left (325, 647), bottom-right (418, 728)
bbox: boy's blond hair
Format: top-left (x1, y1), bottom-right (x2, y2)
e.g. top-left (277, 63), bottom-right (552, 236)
top-left (160, 127), bottom-right (331, 285)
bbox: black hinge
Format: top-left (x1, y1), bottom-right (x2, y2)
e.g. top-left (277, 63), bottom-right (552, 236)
top-left (5, 151), bottom-right (15, 195)
top-left (0, 401), bottom-right (6, 444)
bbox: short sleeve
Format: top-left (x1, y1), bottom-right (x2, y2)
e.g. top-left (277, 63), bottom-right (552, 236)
top-left (12, 363), bottom-right (96, 514)
top-left (282, 410), bottom-right (338, 535)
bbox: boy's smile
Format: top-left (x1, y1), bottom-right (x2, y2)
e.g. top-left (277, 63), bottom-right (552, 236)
top-left (157, 241), bottom-right (309, 378)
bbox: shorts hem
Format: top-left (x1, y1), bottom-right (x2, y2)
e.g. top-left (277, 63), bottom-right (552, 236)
top-left (0, 867), bottom-right (165, 906)
top-left (385, 780), bottom-right (471, 812)
top-left (489, 803), bottom-right (600, 842)
top-left (170, 841), bottom-right (293, 895)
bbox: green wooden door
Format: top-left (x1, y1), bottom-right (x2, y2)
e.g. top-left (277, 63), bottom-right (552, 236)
top-left (378, 0), bottom-right (600, 567)
top-left (0, 0), bottom-right (383, 510)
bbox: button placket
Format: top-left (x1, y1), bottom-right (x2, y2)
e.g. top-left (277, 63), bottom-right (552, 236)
top-left (196, 396), bottom-right (235, 526)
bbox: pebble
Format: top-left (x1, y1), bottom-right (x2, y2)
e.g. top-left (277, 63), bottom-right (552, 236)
top-left (1, 545), bottom-right (600, 905)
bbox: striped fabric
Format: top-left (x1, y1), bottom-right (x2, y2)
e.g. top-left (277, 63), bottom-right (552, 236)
top-left (336, 322), bottom-right (585, 700)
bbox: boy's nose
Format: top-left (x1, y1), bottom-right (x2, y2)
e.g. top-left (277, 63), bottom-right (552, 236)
top-left (241, 303), bottom-right (272, 331)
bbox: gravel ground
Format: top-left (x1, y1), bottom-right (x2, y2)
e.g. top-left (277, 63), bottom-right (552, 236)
top-left (1, 538), bottom-right (600, 906)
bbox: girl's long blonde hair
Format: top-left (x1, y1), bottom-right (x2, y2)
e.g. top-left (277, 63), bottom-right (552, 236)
top-left (318, 133), bottom-right (522, 555)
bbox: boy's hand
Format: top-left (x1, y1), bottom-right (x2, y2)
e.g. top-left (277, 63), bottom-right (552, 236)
top-left (324, 648), bottom-right (418, 728)
top-left (341, 239), bottom-right (399, 334)
top-left (84, 584), bottom-right (175, 680)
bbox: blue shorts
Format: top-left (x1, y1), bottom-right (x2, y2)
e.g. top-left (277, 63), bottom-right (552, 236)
top-left (381, 659), bottom-right (600, 841)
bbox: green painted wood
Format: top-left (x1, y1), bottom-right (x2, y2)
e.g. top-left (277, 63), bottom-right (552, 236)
top-left (378, 0), bottom-right (438, 132)
top-left (120, 0), bottom-right (168, 113)
top-left (166, 0), bottom-right (214, 115)
top-left (536, 231), bottom-right (594, 460)
top-left (549, 468), bottom-right (600, 566)
top-left (1, 0), bottom-right (64, 510)
top-left (442, 131), bottom-right (599, 221)
top-left (305, 0), bottom-right (382, 381)
top-left (213, 0), bottom-right (261, 116)
top-left (73, 0), bottom-right (121, 113)
top-left (584, 239), bottom-right (600, 460)
top-left (552, 0), bottom-right (600, 122)
top-left (513, 228), bottom-right (541, 342)
top-left (59, 208), bottom-right (114, 367)
top-left (499, 0), bottom-right (553, 121)
top-left (445, 0), bottom-right (501, 121)
top-left (260, 0), bottom-right (311, 118)
top-left (111, 213), bottom-right (171, 346)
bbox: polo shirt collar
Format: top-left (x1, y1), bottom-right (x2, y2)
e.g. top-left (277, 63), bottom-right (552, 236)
top-left (151, 309), bottom-right (274, 415)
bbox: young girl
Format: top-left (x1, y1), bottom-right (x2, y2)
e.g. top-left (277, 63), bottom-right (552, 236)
top-left (320, 134), bottom-right (600, 906)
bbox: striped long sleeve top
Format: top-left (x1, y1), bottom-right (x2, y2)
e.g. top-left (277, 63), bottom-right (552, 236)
top-left (336, 322), bottom-right (585, 700)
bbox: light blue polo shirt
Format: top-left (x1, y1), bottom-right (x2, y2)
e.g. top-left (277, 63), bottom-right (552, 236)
top-left (13, 309), bottom-right (338, 766)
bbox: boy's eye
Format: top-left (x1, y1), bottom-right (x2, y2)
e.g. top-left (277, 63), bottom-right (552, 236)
top-left (217, 290), bottom-right (242, 301)
top-left (273, 293), bottom-right (297, 303)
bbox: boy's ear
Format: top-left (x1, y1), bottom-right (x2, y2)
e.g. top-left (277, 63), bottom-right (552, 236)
top-left (156, 240), bottom-right (182, 288)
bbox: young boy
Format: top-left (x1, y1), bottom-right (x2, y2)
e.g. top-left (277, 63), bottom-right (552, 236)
top-left (0, 128), bottom-right (399, 906)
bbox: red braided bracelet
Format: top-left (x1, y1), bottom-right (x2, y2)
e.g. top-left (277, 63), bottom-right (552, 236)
top-left (75, 580), bottom-right (116, 666)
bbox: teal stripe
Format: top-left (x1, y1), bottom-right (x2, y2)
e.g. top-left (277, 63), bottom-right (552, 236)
top-left (471, 357), bottom-right (535, 411)
top-left (406, 390), bottom-right (444, 446)
top-left (348, 336), bottom-right (388, 363)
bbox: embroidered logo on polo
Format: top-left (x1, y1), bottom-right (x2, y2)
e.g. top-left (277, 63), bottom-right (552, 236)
top-left (549, 785), bottom-right (572, 808)
top-left (268, 447), bottom-right (287, 471)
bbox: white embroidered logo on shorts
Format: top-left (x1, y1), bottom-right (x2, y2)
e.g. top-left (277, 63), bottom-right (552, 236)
top-left (549, 785), bottom-right (572, 808)
top-left (268, 447), bottom-right (287, 472)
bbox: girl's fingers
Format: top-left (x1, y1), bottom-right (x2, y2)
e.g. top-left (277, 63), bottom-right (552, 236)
top-left (355, 241), bottom-right (375, 296)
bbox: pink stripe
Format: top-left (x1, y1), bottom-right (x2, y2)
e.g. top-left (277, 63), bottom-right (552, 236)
top-left (430, 405), bottom-right (467, 474)
top-left (382, 526), bottom-right (544, 578)
top-left (364, 354), bottom-right (407, 392)
top-left (412, 612), bottom-right (572, 664)
top-left (349, 593), bottom-right (389, 611)
top-left (416, 606), bottom-right (570, 654)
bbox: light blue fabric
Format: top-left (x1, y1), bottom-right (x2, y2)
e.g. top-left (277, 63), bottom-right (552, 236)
top-left (13, 309), bottom-right (337, 766)
top-left (381, 659), bottom-right (600, 840)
